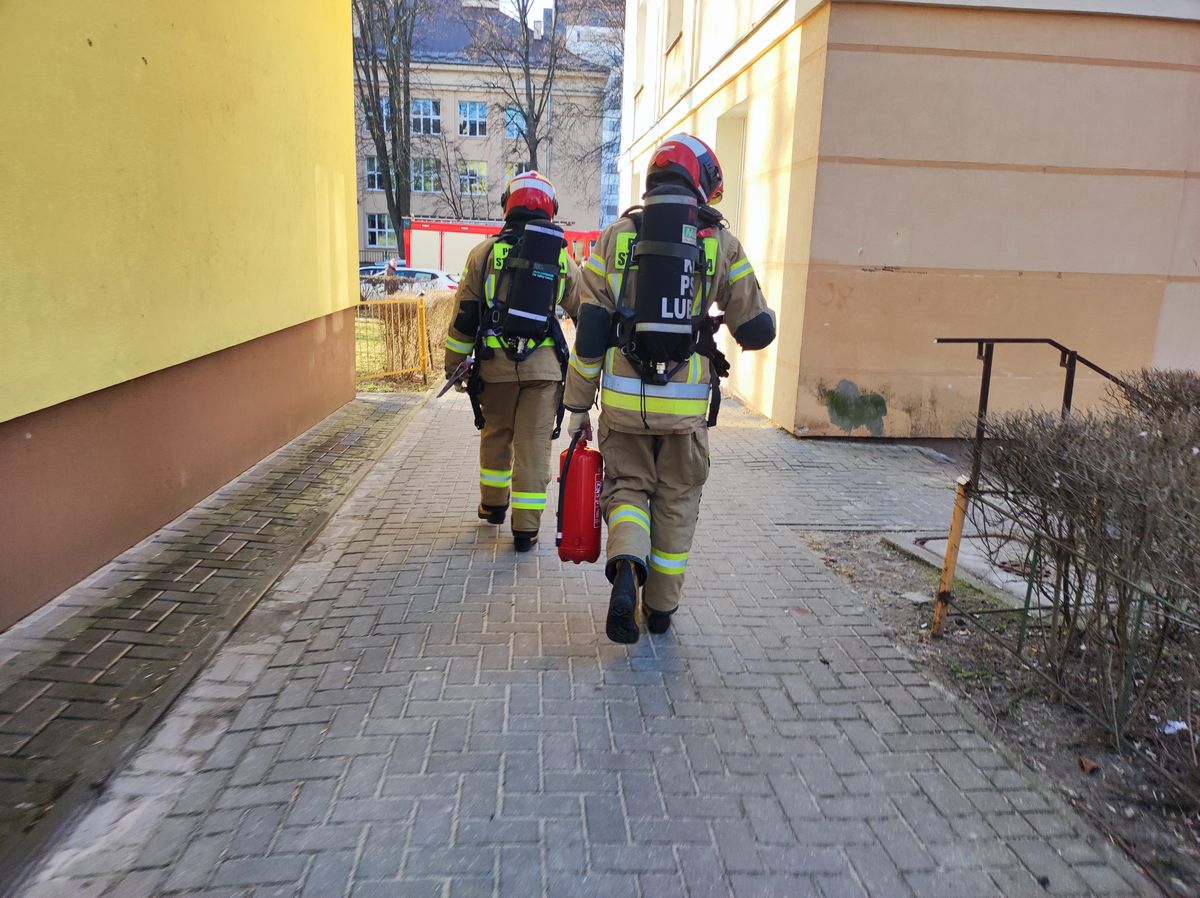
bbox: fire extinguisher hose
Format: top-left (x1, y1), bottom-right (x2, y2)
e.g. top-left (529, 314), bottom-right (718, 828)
top-left (555, 428), bottom-right (584, 548)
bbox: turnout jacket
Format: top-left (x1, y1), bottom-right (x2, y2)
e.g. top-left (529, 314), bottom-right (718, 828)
top-left (563, 216), bottom-right (776, 434)
top-left (444, 235), bottom-right (582, 383)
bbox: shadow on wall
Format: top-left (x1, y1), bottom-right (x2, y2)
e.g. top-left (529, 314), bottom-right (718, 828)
top-left (818, 378), bottom-right (888, 437)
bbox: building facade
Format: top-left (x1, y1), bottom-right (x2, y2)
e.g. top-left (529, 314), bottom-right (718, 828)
top-left (356, 0), bottom-right (612, 264)
top-left (0, 2), bottom-right (359, 628)
top-left (622, 0), bottom-right (1200, 437)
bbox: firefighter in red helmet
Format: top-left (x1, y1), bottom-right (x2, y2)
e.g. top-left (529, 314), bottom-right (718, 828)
top-left (444, 171), bottom-right (582, 551)
top-left (563, 133), bottom-right (776, 642)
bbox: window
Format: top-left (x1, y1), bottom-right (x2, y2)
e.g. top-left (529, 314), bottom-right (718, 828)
top-left (411, 158), bottom-right (440, 194)
top-left (365, 157), bottom-right (383, 192)
top-left (504, 105), bottom-right (526, 140)
top-left (363, 96), bottom-right (393, 133)
top-left (504, 162), bottom-right (532, 183)
top-left (635, 0), bottom-right (647, 89)
top-left (665, 0), bottom-right (683, 48)
top-left (458, 161), bottom-right (487, 195)
top-left (458, 101), bottom-right (488, 137)
top-left (365, 213), bottom-right (397, 247)
top-left (411, 99), bottom-right (440, 135)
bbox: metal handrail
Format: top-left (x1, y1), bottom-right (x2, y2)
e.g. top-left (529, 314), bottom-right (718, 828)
top-left (935, 337), bottom-right (1136, 486)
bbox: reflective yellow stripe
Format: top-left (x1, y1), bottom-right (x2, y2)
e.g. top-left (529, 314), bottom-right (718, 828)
top-left (608, 504), bottom-right (650, 534)
top-left (649, 548), bottom-right (688, 575)
top-left (600, 388), bottom-right (709, 417)
top-left (485, 272), bottom-right (496, 303)
top-left (729, 259), bottom-right (753, 284)
top-left (603, 372), bottom-right (709, 400)
top-left (511, 491), bottom-right (547, 509)
top-left (584, 256), bottom-right (606, 276)
top-left (446, 336), bottom-right (474, 355)
top-left (480, 467), bottom-right (513, 487)
top-left (485, 335), bottom-right (555, 349)
top-left (605, 347), bottom-right (617, 375)
top-left (688, 353), bottom-right (701, 384)
top-left (569, 354), bottom-right (602, 379)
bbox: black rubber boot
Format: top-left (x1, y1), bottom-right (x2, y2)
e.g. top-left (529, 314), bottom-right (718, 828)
top-left (513, 531), bottom-right (539, 553)
top-left (606, 560), bottom-right (640, 645)
top-left (646, 609), bottom-right (673, 635)
top-left (478, 503), bottom-right (507, 525)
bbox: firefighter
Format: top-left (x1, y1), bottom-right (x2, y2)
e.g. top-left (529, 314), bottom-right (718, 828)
top-left (444, 171), bottom-right (582, 552)
top-left (562, 134), bottom-right (776, 642)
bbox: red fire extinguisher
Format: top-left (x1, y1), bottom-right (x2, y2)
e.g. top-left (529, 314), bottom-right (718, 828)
top-left (556, 429), bottom-right (602, 564)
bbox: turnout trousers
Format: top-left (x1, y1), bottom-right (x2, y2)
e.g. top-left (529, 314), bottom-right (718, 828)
top-left (598, 422), bottom-right (711, 614)
top-left (477, 379), bottom-right (560, 535)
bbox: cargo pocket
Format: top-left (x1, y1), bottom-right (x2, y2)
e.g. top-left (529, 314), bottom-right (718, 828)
top-left (687, 428), bottom-right (711, 490)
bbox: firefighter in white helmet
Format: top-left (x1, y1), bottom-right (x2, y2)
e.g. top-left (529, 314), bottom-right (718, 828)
top-left (562, 134), bottom-right (776, 642)
top-left (444, 171), bottom-right (582, 551)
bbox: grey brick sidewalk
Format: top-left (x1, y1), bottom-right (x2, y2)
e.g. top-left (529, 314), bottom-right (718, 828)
top-left (0, 393), bottom-right (424, 893)
top-left (22, 396), bottom-right (1156, 897)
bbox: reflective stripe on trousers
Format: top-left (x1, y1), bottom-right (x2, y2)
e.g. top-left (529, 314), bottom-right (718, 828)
top-left (511, 491), bottom-right (547, 510)
top-left (649, 548), bottom-right (688, 576)
top-left (480, 467), bottom-right (513, 488)
top-left (608, 503), bottom-right (650, 534)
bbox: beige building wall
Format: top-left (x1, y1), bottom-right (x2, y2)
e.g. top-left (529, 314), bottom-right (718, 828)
top-left (623, 0), bottom-right (832, 428)
top-left (621, 0), bottom-right (1200, 437)
top-left (357, 65), bottom-right (606, 261)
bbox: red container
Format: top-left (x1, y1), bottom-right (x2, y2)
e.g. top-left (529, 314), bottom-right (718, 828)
top-left (557, 439), bottom-right (603, 564)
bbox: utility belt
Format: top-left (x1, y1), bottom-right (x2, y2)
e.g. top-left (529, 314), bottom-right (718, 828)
top-left (471, 312), bottom-right (570, 437)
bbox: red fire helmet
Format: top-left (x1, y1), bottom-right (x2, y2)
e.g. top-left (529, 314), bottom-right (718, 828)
top-left (647, 133), bottom-right (724, 204)
top-left (501, 170), bottom-right (559, 218)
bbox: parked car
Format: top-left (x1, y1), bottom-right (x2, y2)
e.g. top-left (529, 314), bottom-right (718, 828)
top-left (395, 268), bottom-right (459, 292)
top-left (360, 263), bottom-right (459, 299)
top-left (359, 261), bottom-right (393, 277)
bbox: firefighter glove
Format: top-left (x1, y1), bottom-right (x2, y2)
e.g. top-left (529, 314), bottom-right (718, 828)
top-left (568, 410), bottom-right (592, 441)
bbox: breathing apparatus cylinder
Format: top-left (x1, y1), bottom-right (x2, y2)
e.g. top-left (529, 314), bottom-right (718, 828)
top-left (632, 187), bottom-right (699, 381)
top-left (501, 221), bottom-right (564, 342)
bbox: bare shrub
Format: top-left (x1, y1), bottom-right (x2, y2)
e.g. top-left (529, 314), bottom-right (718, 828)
top-left (357, 289), bottom-right (456, 383)
top-left (974, 370), bottom-right (1200, 791)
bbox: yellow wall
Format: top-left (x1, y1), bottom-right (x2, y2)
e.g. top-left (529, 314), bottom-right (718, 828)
top-left (0, 1), bottom-right (358, 423)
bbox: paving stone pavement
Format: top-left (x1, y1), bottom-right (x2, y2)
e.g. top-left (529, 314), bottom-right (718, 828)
top-left (20, 395), bottom-right (1157, 897)
top-left (0, 393), bottom-right (425, 892)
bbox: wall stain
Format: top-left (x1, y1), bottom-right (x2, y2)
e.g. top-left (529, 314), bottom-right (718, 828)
top-left (818, 379), bottom-right (888, 437)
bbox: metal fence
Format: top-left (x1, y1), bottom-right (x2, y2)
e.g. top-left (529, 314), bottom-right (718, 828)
top-left (355, 292), bottom-right (455, 385)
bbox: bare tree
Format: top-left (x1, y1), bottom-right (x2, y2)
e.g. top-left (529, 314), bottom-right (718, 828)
top-left (558, 0), bottom-right (624, 166)
top-left (461, 0), bottom-right (565, 171)
top-left (419, 130), bottom-right (494, 221)
top-left (353, 0), bottom-right (425, 256)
